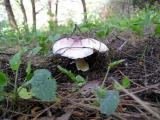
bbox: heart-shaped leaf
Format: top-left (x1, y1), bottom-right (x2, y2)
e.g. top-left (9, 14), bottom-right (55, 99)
top-left (29, 69), bottom-right (57, 101)
top-left (99, 90), bottom-right (120, 116)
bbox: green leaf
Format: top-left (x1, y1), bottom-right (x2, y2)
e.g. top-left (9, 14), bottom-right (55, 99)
top-left (9, 48), bottom-right (27, 71)
top-left (25, 59), bottom-right (32, 80)
top-left (57, 65), bottom-right (86, 86)
top-left (122, 76), bottom-right (131, 88)
top-left (30, 69), bottom-right (57, 101)
top-left (114, 76), bottom-right (131, 90)
top-left (99, 90), bottom-right (120, 116)
top-left (0, 72), bottom-right (8, 86)
top-left (26, 60), bottom-right (31, 75)
top-left (18, 87), bottom-right (32, 99)
top-left (9, 52), bottom-right (22, 71)
top-left (95, 86), bottom-right (107, 99)
top-left (108, 59), bottom-right (125, 70)
top-left (75, 75), bottom-right (86, 86)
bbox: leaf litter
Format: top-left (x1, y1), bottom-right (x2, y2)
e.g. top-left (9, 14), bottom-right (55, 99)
top-left (0, 32), bottom-right (160, 120)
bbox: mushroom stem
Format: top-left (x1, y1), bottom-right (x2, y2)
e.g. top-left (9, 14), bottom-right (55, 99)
top-left (75, 58), bottom-right (89, 72)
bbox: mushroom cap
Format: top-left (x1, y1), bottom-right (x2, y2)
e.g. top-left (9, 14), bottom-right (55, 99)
top-left (53, 37), bottom-right (108, 59)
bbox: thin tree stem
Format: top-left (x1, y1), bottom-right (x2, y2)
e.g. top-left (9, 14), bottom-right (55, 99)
top-left (101, 67), bottom-right (110, 87)
top-left (14, 70), bottom-right (19, 101)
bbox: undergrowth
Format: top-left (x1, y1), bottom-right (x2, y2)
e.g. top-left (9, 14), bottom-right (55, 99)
top-left (0, 6), bottom-right (160, 53)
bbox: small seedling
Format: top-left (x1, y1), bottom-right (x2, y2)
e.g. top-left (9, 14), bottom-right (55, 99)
top-left (95, 59), bottom-right (125, 116)
top-left (57, 65), bottom-right (86, 86)
top-left (26, 47), bottom-right (42, 80)
top-left (114, 76), bottom-right (131, 90)
top-left (101, 59), bottom-right (125, 87)
top-left (9, 47), bottom-right (27, 101)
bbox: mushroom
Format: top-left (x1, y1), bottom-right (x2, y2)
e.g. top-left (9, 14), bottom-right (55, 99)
top-left (53, 37), bottom-right (109, 71)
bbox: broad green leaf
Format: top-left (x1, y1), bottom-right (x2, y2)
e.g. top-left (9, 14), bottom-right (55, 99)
top-left (30, 69), bottom-right (57, 101)
top-left (108, 59), bottom-right (125, 70)
top-left (122, 76), bottom-right (131, 88)
top-left (99, 90), bottom-right (120, 116)
top-left (18, 87), bottom-right (32, 99)
top-left (9, 52), bottom-right (22, 71)
top-left (0, 72), bottom-right (8, 86)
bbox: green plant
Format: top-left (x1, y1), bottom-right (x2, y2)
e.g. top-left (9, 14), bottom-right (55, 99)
top-left (18, 69), bottom-right (57, 101)
top-left (94, 59), bottom-right (131, 116)
top-left (25, 46), bottom-right (42, 80)
top-left (0, 72), bottom-right (9, 101)
top-left (0, 48), bottom-right (58, 102)
top-left (9, 47), bottom-right (27, 100)
top-left (57, 65), bottom-right (86, 86)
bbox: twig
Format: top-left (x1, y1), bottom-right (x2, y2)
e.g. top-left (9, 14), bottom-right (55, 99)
top-left (101, 67), bottom-right (110, 87)
top-left (33, 103), bottom-right (56, 120)
top-left (111, 77), bottom-right (160, 120)
top-left (118, 40), bottom-right (128, 51)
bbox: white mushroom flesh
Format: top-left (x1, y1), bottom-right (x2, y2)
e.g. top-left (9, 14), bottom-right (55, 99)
top-left (80, 38), bottom-right (109, 52)
top-left (53, 38), bottom-right (108, 59)
top-left (53, 38), bottom-right (94, 59)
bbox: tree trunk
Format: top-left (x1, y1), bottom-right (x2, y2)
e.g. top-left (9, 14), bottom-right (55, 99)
top-left (48, 0), bottom-right (52, 21)
top-left (4, 0), bottom-right (18, 30)
top-left (55, 0), bottom-right (58, 25)
top-left (81, 0), bottom-right (87, 23)
top-left (20, 0), bottom-right (29, 32)
top-left (31, 0), bottom-right (36, 33)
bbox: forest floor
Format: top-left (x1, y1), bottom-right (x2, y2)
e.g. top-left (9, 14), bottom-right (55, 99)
top-left (0, 31), bottom-right (160, 120)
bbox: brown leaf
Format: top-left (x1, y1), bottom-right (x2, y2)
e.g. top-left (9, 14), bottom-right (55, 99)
top-left (72, 111), bottom-right (85, 117)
